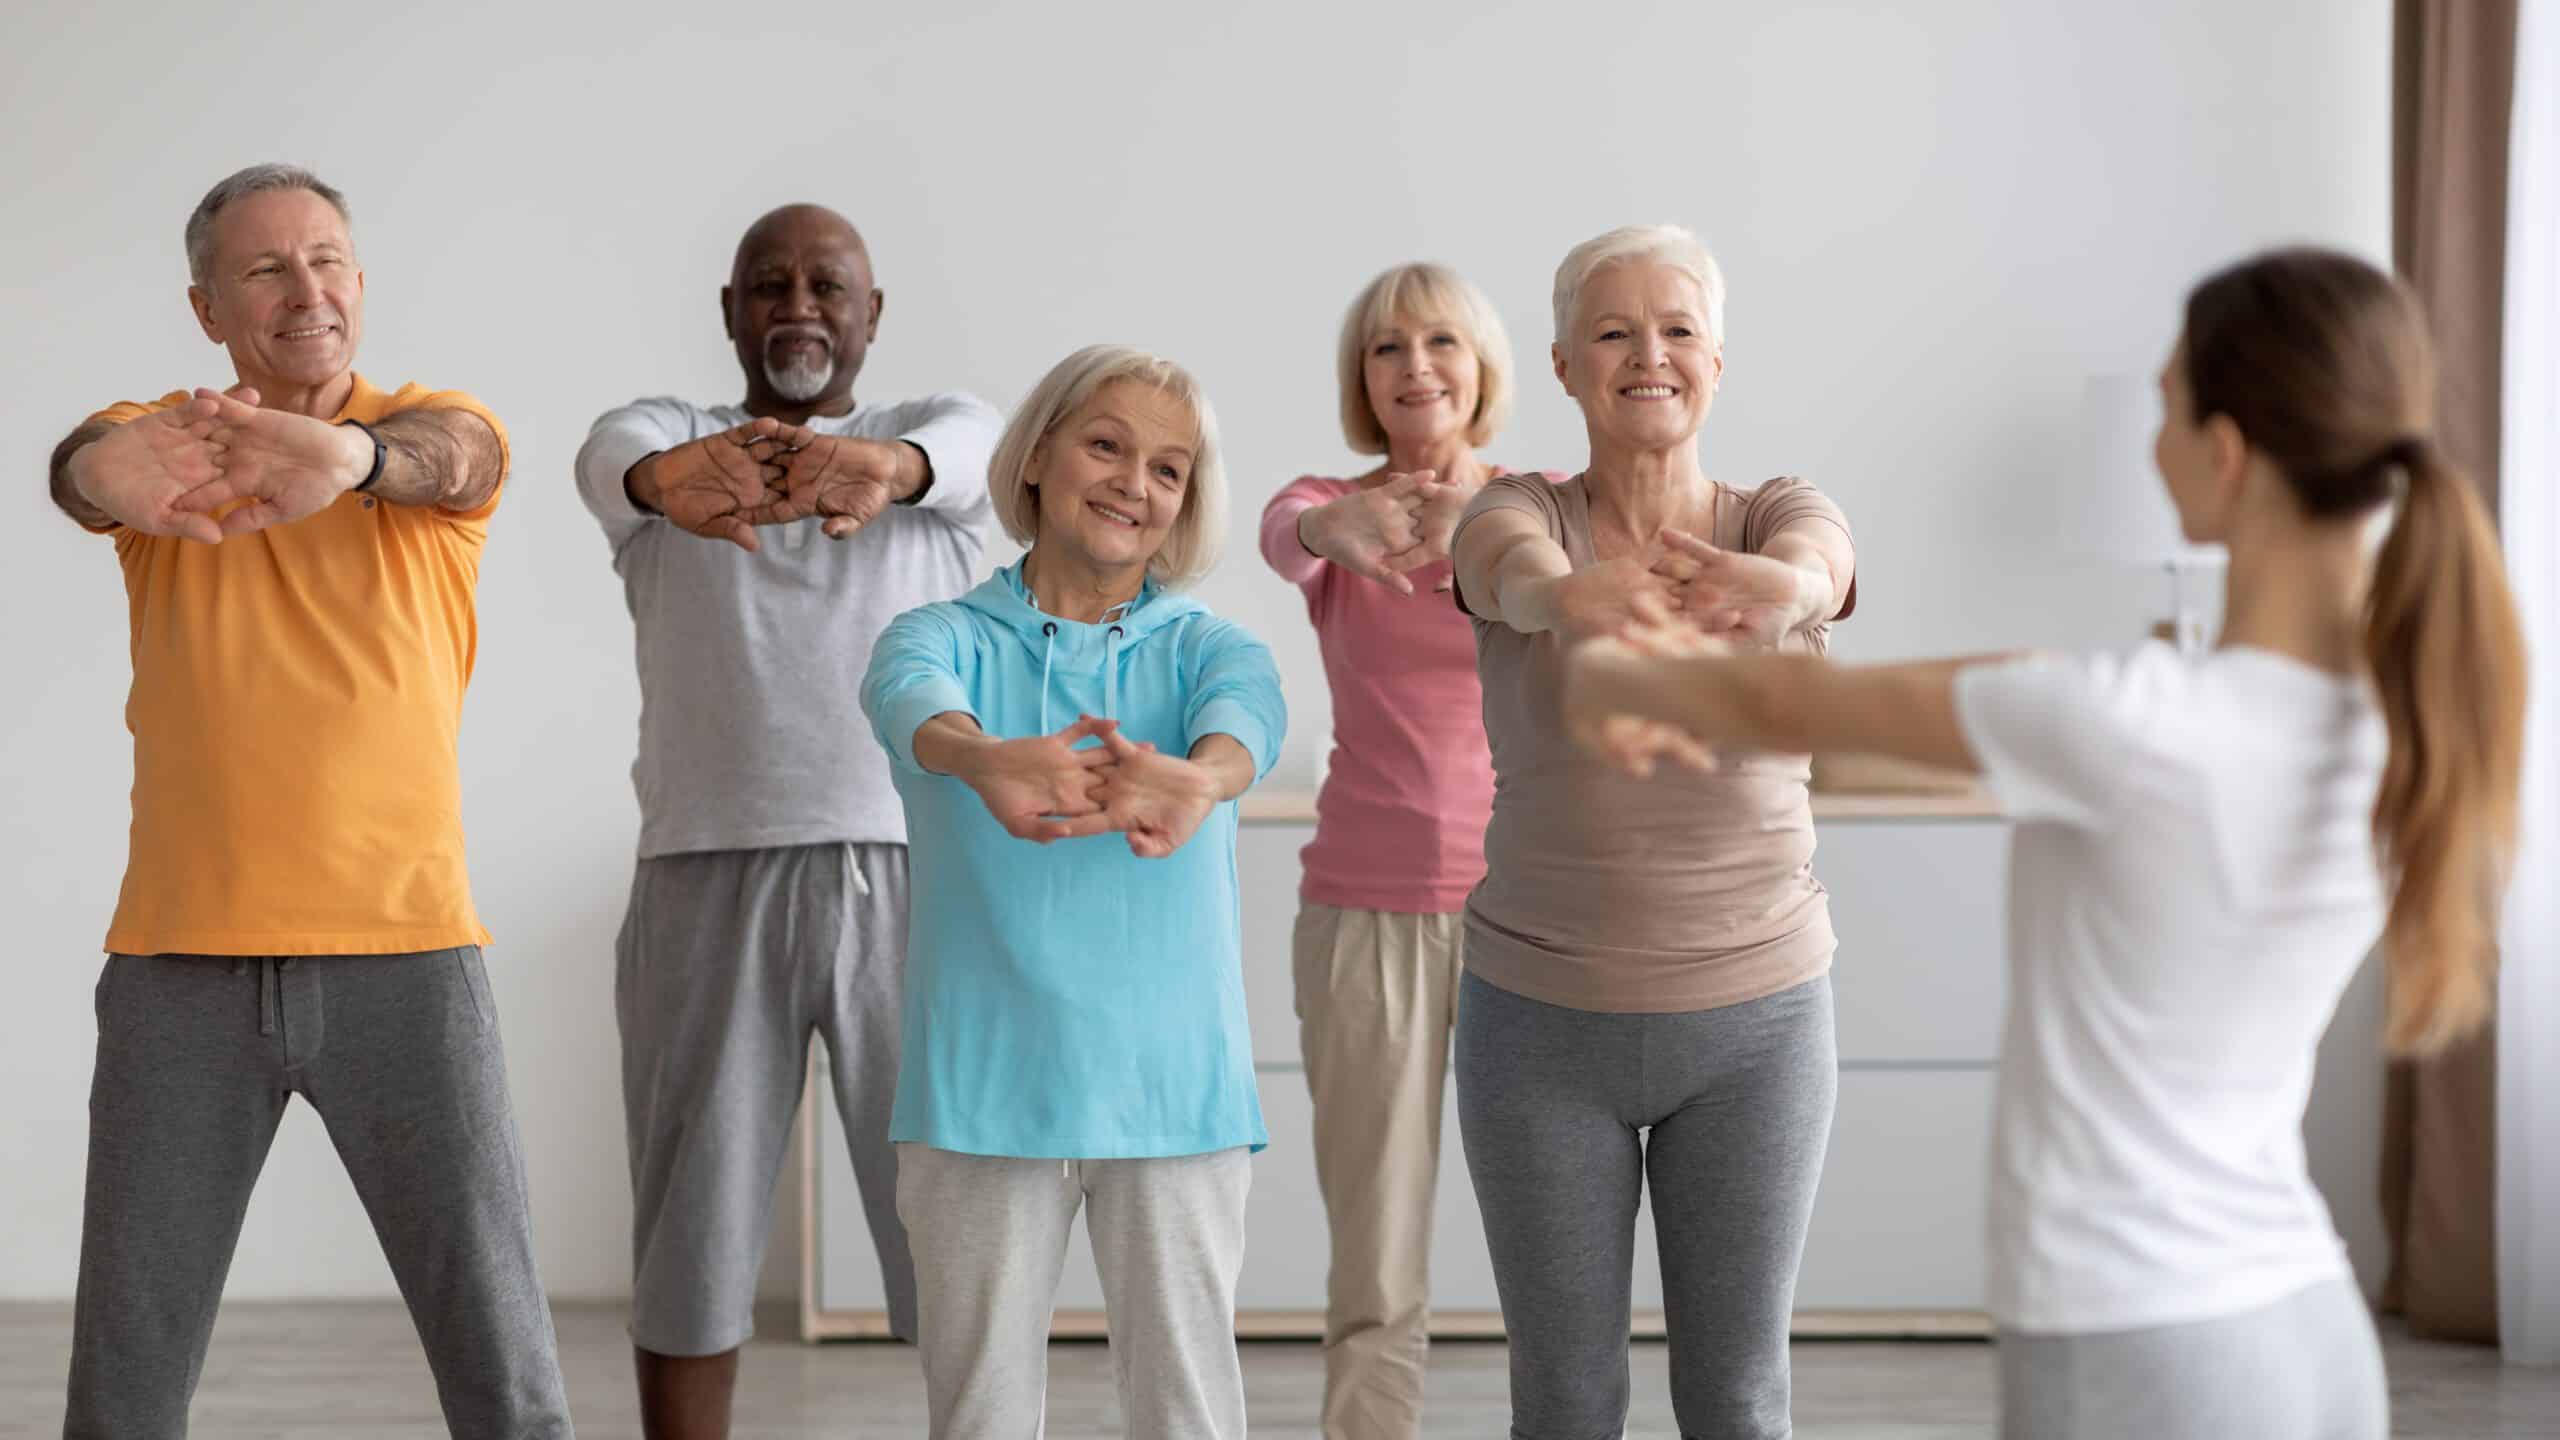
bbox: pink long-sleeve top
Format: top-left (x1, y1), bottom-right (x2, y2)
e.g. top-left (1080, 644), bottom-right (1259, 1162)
top-left (1259, 472), bottom-right (1559, 914)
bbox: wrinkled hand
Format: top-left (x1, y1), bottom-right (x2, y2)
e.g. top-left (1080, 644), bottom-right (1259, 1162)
top-left (777, 432), bottom-right (916, 539)
top-left (1093, 724), bottom-right (1221, 859)
top-left (644, 419), bottom-right (796, 551)
top-left (1410, 471), bottom-right (1480, 588)
top-left (164, 387), bottom-right (370, 537)
top-left (1302, 470), bottom-right (1466, 595)
top-left (1549, 544), bottom-right (1683, 640)
top-left (1563, 596), bottom-right (1725, 778)
top-left (1650, 529), bottom-right (1809, 648)
top-left (966, 716), bottom-right (1123, 843)
top-left (69, 391), bottom-right (232, 543)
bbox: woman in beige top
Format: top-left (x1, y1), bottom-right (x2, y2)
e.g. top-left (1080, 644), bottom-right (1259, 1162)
top-left (1448, 224), bottom-right (1857, 1438)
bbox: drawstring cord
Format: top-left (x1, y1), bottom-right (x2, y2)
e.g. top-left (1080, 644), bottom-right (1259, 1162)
top-left (1037, 623), bottom-right (1058, 733)
top-left (233, 957), bottom-right (291, 1036)
top-left (1104, 626), bottom-right (1124, 723)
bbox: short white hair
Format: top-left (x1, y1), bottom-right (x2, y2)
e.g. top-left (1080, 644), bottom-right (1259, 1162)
top-left (1552, 224), bottom-right (1726, 349)
top-left (989, 345), bottom-right (1229, 588)
top-left (1336, 262), bottom-right (1515, 455)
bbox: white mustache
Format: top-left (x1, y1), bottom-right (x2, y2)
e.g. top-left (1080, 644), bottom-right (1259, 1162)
top-left (764, 326), bottom-right (832, 353)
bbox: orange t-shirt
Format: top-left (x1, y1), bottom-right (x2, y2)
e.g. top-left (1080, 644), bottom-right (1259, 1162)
top-left (85, 374), bottom-right (508, 956)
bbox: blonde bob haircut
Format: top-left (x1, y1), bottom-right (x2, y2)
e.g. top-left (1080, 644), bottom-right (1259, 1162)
top-left (1337, 262), bottom-right (1515, 455)
top-left (1551, 224), bottom-right (1727, 353)
top-left (988, 344), bottom-right (1230, 588)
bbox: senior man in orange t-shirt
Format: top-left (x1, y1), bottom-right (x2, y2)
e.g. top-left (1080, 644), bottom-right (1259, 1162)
top-left (43, 163), bottom-right (572, 1437)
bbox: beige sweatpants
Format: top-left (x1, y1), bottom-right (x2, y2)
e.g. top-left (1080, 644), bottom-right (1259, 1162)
top-left (1291, 902), bottom-right (1465, 1440)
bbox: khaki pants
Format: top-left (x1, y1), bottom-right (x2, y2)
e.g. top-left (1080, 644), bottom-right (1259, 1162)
top-left (1292, 902), bottom-right (1464, 1440)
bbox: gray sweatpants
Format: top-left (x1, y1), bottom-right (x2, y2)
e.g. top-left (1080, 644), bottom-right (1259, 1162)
top-left (66, 948), bottom-right (572, 1439)
top-left (616, 841), bottom-right (914, 1354)
top-left (1999, 1276), bottom-right (2387, 1439)
top-left (1456, 970), bottom-right (1837, 1440)
top-left (895, 1144), bottom-right (1252, 1440)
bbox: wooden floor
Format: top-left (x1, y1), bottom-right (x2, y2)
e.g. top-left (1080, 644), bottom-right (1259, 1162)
top-left (3, 1301), bottom-right (2554, 1437)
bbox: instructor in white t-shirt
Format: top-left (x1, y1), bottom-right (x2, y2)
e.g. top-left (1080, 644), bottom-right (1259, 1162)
top-left (574, 203), bottom-right (1000, 1439)
top-left (1554, 245), bottom-right (2525, 1440)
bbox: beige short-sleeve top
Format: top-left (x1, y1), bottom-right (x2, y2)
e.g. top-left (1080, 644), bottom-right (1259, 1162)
top-left (1452, 472), bottom-right (1856, 1014)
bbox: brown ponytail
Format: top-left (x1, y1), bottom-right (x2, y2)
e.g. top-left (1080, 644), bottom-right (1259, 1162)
top-left (2184, 249), bottom-right (2526, 1056)
top-left (2361, 438), bottom-right (2524, 1053)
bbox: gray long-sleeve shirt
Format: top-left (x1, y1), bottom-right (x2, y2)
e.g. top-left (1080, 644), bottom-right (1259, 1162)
top-left (576, 392), bottom-right (1000, 856)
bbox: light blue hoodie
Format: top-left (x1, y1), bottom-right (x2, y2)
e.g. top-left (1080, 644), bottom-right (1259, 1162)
top-left (861, 560), bottom-right (1285, 1159)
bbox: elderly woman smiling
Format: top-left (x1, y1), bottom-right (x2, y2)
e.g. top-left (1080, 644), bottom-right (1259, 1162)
top-left (1258, 261), bottom-right (1558, 1440)
top-left (860, 345), bottom-right (1285, 1440)
top-left (1447, 225), bottom-right (1857, 1438)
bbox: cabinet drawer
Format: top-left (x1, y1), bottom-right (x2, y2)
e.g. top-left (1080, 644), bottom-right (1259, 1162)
top-left (1816, 818), bottom-right (2009, 1063)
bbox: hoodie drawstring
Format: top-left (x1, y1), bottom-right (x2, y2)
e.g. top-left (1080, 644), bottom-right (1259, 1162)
top-left (1104, 625), bottom-right (1124, 723)
top-left (1037, 623), bottom-right (1059, 734)
top-left (1033, 615), bottom-right (1127, 735)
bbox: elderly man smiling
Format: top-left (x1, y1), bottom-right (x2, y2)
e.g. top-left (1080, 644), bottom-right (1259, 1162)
top-left (575, 204), bottom-right (998, 1439)
top-left (44, 163), bottom-right (572, 1436)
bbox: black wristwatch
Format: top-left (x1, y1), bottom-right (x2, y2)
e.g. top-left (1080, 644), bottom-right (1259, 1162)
top-left (338, 418), bottom-right (387, 492)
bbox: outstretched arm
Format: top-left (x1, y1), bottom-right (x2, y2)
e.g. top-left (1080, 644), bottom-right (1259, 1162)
top-left (366, 405), bottom-right (506, 512)
top-left (49, 419), bottom-right (124, 531)
top-left (50, 397), bottom-right (230, 542)
top-left (1567, 632), bottom-right (1998, 775)
top-left (171, 390), bottom-right (508, 534)
top-left (915, 713), bottom-right (1123, 844)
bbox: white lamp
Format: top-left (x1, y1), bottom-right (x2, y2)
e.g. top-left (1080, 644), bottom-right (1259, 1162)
top-left (2080, 374), bottom-right (2220, 655)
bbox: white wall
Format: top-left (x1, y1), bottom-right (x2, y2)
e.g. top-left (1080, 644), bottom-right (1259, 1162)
top-left (0, 0), bottom-right (2391, 1303)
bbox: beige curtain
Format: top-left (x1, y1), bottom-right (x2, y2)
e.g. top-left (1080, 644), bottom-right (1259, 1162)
top-left (2379, 0), bottom-right (2518, 1344)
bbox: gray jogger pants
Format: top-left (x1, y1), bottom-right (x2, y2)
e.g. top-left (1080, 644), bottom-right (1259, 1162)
top-left (1999, 1276), bottom-right (2388, 1439)
top-left (616, 841), bottom-right (915, 1353)
top-left (1456, 969), bottom-right (1837, 1440)
top-left (66, 947), bottom-right (572, 1439)
top-left (895, 1144), bottom-right (1252, 1440)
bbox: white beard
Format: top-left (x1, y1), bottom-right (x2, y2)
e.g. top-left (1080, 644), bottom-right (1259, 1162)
top-left (765, 352), bottom-right (834, 402)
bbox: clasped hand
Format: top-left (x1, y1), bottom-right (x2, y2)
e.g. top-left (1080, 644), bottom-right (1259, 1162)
top-left (963, 716), bottom-right (1222, 859)
top-left (1302, 469), bottom-right (1473, 595)
top-left (71, 385), bottom-right (373, 542)
top-left (644, 420), bottom-right (917, 552)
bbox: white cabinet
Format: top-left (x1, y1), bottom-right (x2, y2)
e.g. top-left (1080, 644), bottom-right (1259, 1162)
top-left (810, 804), bottom-right (2008, 1336)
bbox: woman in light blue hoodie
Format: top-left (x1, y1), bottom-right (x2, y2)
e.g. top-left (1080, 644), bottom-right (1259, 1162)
top-left (861, 345), bottom-right (1285, 1440)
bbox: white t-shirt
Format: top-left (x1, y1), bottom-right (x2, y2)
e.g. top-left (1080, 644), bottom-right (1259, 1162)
top-left (1954, 642), bottom-right (2386, 1333)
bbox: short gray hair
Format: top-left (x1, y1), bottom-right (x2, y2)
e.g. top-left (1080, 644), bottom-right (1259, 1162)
top-left (186, 164), bottom-right (352, 290)
top-left (989, 345), bottom-right (1229, 588)
top-left (1552, 223), bottom-right (1726, 350)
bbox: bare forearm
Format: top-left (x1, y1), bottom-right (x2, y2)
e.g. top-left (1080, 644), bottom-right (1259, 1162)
top-left (1476, 535), bottom-right (1574, 635)
top-left (1625, 654), bottom-right (1991, 771)
top-left (890, 440), bottom-right (932, 503)
top-left (1763, 531), bottom-right (1848, 628)
top-left (48, 422), bottom-right (116, 528)
top-left (912, 712), bottom-right (992, 778)
top-left (624, 451), bottom-right (667, 513)
top-left (368, 409), bottom-right (505, 512)
top-left (1184, 734), bottom-right (1257, 802)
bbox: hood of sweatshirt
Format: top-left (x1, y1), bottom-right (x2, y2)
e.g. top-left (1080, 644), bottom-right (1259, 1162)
top-left (950, 560), bottom-right (1215, 731)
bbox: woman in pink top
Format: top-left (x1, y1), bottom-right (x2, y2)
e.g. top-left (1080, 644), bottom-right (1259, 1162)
top-left (1258, 262), bottom-right (1552, 1440)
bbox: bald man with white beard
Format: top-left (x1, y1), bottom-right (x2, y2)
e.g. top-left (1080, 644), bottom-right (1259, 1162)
top-left (574, 204), bottom-right (998, 1439)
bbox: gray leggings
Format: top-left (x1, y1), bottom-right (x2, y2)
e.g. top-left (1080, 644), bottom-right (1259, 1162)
top-left (2000, 1276), bottom-right (2387, 1439)
top-left (1456, 970), bottom-right (1837, 1440)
